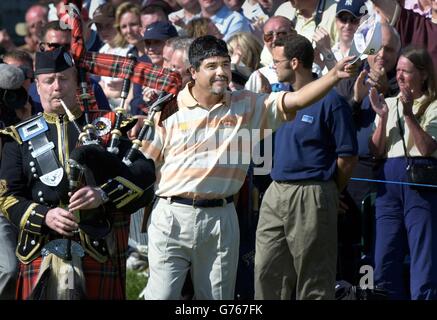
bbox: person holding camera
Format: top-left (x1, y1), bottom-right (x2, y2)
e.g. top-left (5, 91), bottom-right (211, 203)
top-left (369, 46), bottom-right (437, 300)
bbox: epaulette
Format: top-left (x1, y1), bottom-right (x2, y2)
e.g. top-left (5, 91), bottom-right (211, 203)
top-left (0, 113), bottom-right (46, 144)
top-left (9, 113), bottom-right (47, 145)
top-left (0, 126), bottom-right (22, 144)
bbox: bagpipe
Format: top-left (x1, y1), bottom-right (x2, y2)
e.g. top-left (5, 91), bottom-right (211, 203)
top-left (57, 0), bottom-right (181, 237)
top-left (64, 65), bottom-right (173, 240)
top-left (28, 1), bottom-right (181, 300)
top-left (40, 0), bottom-right (180, 259)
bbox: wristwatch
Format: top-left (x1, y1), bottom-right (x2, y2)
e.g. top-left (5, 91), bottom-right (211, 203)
top-left (323, 51), bottom-right (335, 62)
top-left (96, 187), bottom-right (110, 204)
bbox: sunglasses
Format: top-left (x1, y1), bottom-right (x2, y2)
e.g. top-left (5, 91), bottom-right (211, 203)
top-left (39, 42), bottom-right (71, 52)
top-left (263, 31), bottom-right (288, 43)
top-left (337, 14), bottom-right (360, 24)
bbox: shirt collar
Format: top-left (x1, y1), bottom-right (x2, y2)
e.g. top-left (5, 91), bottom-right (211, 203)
top-left (413, 94), bottom-right (430, 110)
top-left (43, 107), bottom-right (83, 124)
top-left (396, 93), bottom-right (430, 113)
top-left (211, 5), bottom-right (231, 24)
top-left (296, 8), bottom-right (316, 21)
top-left (178, 81), bottom-right (231, 110)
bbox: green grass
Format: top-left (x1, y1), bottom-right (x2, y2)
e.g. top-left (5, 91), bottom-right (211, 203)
top-left (126, 269), bottom-right (148, 300)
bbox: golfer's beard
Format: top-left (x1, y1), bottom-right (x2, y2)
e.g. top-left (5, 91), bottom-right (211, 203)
top-left (211, 87), bottom-right (227, 95)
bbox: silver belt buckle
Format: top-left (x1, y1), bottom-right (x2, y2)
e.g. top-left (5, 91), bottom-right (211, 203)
top-left (41, 239), bottom-right (85, 260)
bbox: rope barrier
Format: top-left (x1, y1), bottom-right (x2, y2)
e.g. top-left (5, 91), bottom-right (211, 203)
top-left (350, 177), bottom-right (437, 188)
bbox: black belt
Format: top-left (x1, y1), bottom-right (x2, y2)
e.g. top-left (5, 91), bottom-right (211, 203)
top-left (159, 196), bottom-right (234, 208)
top-left (275, 180), bottom-right (296, 184)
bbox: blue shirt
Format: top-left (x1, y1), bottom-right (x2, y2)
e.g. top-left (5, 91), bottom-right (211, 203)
top-left (209, 5), bottom-right (252, 41)
top-left (271, 89), bottom-right (358, 182)
top-left (353, 96), bottom-right (376, 157)
top-left (28, 77), bottom-right (110, 113)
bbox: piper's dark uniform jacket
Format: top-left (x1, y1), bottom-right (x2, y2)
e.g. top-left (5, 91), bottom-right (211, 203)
top-left (0, 109), bottom-right (155, 299)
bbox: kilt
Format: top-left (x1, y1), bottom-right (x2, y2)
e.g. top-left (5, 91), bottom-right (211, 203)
top-left (16, 212), bottom-right (130, 300)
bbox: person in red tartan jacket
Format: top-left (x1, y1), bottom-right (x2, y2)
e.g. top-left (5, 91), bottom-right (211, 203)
top-left (57, 0), bottom-right (181, 97)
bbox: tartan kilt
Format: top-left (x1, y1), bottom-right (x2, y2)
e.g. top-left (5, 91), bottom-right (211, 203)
top-left (16, 211), bottom-right (131, 300)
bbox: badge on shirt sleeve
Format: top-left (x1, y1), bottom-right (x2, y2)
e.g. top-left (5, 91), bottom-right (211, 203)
top-left (301, 115), bottom-right (314, 124)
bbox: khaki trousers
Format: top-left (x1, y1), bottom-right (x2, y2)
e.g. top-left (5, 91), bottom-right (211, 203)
top-left (143, 198), bottom-right (240, 300)
top-left (254, 180), bottom-right (339, 300)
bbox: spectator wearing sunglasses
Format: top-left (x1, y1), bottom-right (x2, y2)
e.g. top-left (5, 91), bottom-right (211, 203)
top-left (38, 22), bottom-right (71, 53)
top-left (240, 0), bottom-right (287, 44)
top-left (313, 0), bottom-right (367, 73)
top-left (28, 21), bottom-right (110, 113)
top-left (259, 0), bottom-right (338, 69)
top-left (246, 16), bottom-right (295, 93)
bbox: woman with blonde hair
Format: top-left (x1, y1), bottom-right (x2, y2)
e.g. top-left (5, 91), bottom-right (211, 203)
top-left (228, 32), bottom-right (262, 72)
top-left (227, 32), bottom-right (263, 91)
top-left (111, 2), bottom-right (145, 56)
top-left (99, 2), bottom-right (145, 110)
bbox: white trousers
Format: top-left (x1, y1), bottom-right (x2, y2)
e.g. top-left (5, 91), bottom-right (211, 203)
top-left (142, 198), bottom-right (239, 300)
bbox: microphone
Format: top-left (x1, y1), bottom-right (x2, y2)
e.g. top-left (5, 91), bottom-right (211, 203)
top-left (0, 64), bottom-right (24, 90)
top-left (0, 64), bottom-right (28, 112)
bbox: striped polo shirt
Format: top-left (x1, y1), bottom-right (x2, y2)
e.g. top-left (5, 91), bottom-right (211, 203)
top-left (142, 83), bottom-right (287, 199)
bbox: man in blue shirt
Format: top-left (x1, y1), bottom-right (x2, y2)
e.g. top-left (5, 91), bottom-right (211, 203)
top-left (254, 34), bottom-right (358, 300)
top-left (198, 0), bottom-right (251, 41)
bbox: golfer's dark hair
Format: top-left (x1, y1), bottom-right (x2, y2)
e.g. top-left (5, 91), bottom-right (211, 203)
top-left (188, 35), bottom-right (230, 70)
